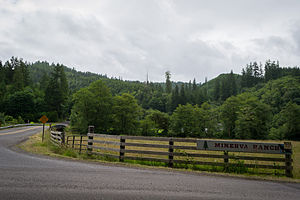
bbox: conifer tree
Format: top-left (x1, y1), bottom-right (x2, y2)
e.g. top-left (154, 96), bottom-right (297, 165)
top-left (165, 71), bottom-right (172, 93)
top-left (45, 64), bottom-right (69, 119)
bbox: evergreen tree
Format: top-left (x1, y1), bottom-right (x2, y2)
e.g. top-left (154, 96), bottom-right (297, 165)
top-left (45, 65), bottom-right (69, 119)
top-left (179, 84), bottom-right (186, 105)
top-left (165, 71), bottom-right (172, 93)
top-left (12, 64), bottom-right (24, 91)
top-left (4, 61), bottom-right (13, 84)
top-left (171, 84), bottom-right (179, 111)
top-left (229, 70), bottom-right (237, 96)
top-left (192, 78), bottom-right (197, 91)
top-left (213, 78), bottom-right (220, 101)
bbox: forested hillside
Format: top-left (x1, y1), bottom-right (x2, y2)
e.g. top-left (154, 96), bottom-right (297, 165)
top-left (0, 57), bottom-right (299, 140)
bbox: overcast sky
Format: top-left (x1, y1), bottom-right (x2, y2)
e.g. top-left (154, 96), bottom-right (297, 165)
top-left (1, 0), bottom-right (300, 82)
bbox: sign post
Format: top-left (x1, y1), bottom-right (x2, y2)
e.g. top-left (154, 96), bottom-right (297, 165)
top-left (40, 115), bottom-right (49, 142)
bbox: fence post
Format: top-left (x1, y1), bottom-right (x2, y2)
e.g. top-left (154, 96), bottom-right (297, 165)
top-left (224, 151), bottom-right (229, 171)
top-left (66, 136), bottom-right (69, 146)
top-left (79, 136), bottom-right (83, 154)
top-left (87, 126), bottom-right (94, 155)
top-left (284, 142), bottom-right (293, 178)
top-left (168, 138), bottom-right (174, 168)
top-left (119, 136), bottom-right (125, 162)
top-left (72, 136), bottom-right (75, 148)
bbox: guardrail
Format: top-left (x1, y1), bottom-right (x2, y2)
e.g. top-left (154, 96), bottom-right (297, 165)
top-left (50, 131), bottom-right (65, 146)
top-left (65, 126), bottom-right (293, 177)
top-left (0, 123), bottom-right (43, 130)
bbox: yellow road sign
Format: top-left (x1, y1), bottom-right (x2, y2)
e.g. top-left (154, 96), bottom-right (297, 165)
top-left (40, 115), bottom-right (48, 124)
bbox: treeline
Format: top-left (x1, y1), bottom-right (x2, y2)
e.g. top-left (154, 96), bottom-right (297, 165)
top-left (70, 75), bottom-right (300, 141)
top-left (1, 57), bottom-right (299, 141)
top-left (0, 57), bottom-right (69, 124)
top-left (70, 60), bottom-right (298, 140)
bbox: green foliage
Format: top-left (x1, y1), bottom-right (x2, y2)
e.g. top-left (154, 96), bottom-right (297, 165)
top-left (234, 93), bottom-right (271, 139)
top-left (170, 104), bottom-right (199, 137)
top-left (221, 93), bottom-right (271, 140)
top-left (4, 88), bottom-right (36, 121)
top-left (46, 111), bottom-right (59, 122)
top-left (17, 116), bottom-right (24, 124)
top-left (139, 118), bottom-right (156, 136)
top-left (0, 112), bottom-right (5, 126)
top-left (225, 160), bottom-right (248, 174)
top-left (112, 93), bottom-right (142, 135)
top-left (45, 64), bottom-right (69, 119)
top-left (70, 80), bottom-right (113, 134)
top-left (220, 96), bottom-right (240, 138)
top-left (1, 56), bottom-right (300, 140)
top-left (271, 102), bottom-right (300, 140)
top-left (146, 109), bottom-right (170, 135)
top-left (257, 76), bottom-right (300, 113)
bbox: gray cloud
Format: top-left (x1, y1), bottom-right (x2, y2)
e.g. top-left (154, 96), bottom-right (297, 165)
top-left (0, 0), bottom-right (300, 82)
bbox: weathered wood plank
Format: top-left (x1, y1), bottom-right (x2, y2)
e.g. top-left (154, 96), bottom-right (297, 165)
top-left (172, 152), bottom-right (286, 162)
top-left (121, 149), bottom-right (170, 156)
top-left (118, 135), bottom-right (197, 143)
top-left (173, 152), bottom-right (224, 159)
top-left (65, 139), bottom-right (87, 142)
top-left (173, 145), bottom-right (197, 150)
top-left (93, 140), bottom-right (120, 146)
top-left (92, 146), bottom-right (120, 152)
top-left (92, 134), bottom-right (120, 139)
top-left (122, 135), bottom-right (170, 141)
top-left (172, 138), bottom-right (197, 143)
top-left (124, 142), bottom-right (169, 149)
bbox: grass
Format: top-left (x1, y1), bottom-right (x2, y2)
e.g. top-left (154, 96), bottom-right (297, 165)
top-left (19, 131), bottom-right (300, 182)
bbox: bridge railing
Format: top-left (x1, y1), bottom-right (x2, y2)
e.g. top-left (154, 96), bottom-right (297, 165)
top-left (50, 131), bottom-right (65, 146)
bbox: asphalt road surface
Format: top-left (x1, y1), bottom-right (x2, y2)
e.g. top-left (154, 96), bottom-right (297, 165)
top-left (0, 127), bottom-right (300, 200)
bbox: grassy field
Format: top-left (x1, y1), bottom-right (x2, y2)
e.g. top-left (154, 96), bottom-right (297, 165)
top-left (19, 130), bottom-right (300, 181)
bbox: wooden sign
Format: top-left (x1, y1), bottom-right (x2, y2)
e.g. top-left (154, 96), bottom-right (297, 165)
top-left (40, 115), bottom-right (48, 124)
top-left (197, 140), bottom-right (285, 154)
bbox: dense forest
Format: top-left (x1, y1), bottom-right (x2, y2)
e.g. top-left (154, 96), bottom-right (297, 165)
top-left (0, 57), bottom-right (300, 140)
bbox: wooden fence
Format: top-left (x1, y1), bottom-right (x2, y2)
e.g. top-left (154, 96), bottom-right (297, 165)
top-left (67, 126), bottom-right (294, 177)
top-left (66, 135), bottom-right (87, 153)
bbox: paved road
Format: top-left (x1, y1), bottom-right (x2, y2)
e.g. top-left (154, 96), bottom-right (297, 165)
top-left (0, 127), bottom-right (300, 200)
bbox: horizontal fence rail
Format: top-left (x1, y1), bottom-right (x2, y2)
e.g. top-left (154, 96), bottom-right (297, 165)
top-left (66, 126), bottom-right (293, 177)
